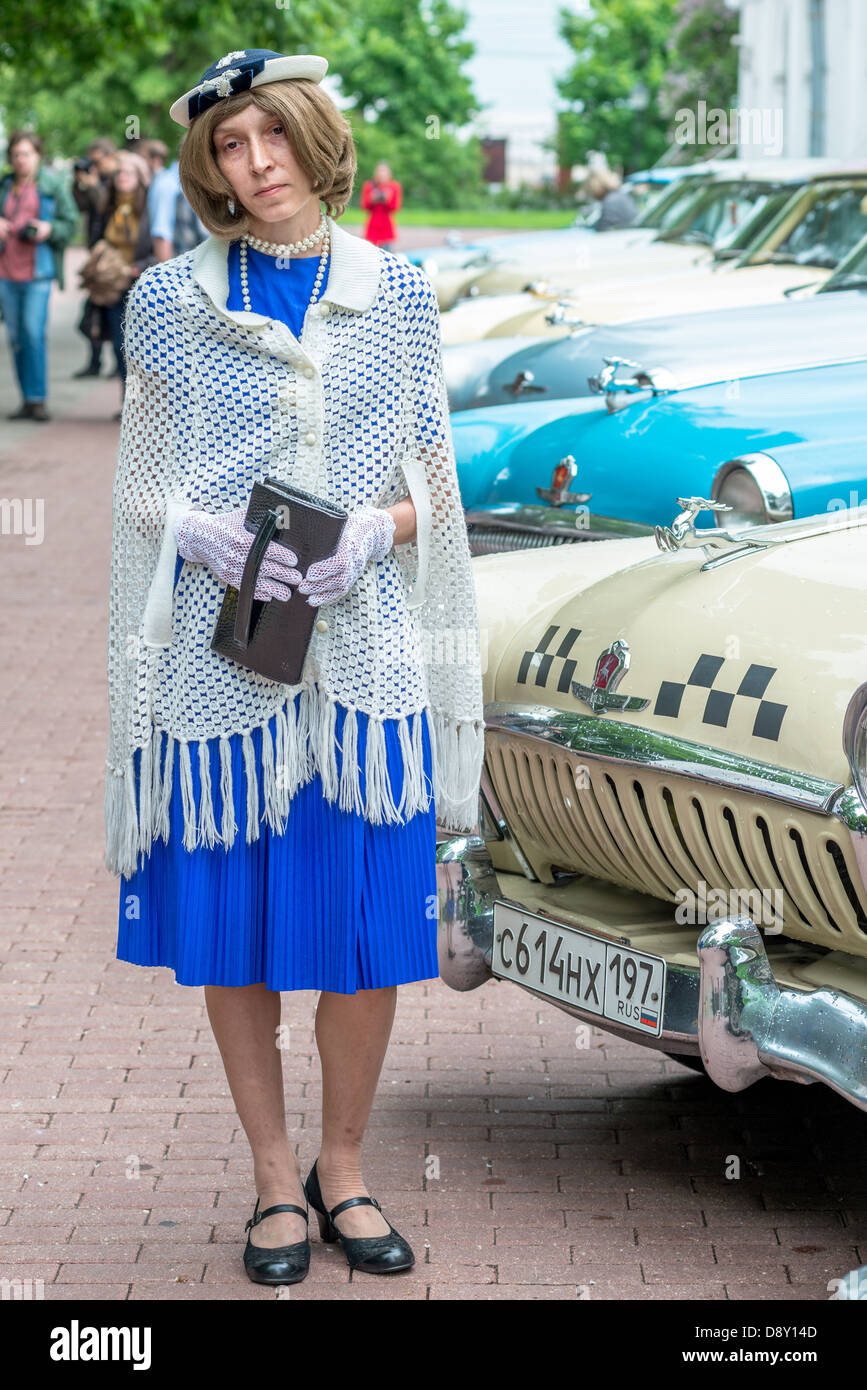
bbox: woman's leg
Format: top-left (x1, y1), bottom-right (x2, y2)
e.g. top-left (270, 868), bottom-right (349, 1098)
top-left (20, 277), bottom-right (52, 403)
top-left (0, 278), bottom-right (27, 399)
top-left (314, 986), bottom-right (397, 1237)
top-left (204, 982), bottom-right (308, 1246)
top-left (103, 301), bottom-right (120, 372)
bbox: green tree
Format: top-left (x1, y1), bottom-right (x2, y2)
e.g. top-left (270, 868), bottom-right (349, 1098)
top-left (660, 0), bottom-right (740, 156)
top-left (555, 0), bottom-right (679, 174)
top-left (328, 0), bottom-right (485, 207)
top-left (0, 0), bottom-right (345, 153)
top-left (0, 0), bottom-right (486, 208)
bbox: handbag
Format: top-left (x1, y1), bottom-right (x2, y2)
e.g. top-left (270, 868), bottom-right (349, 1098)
top-left (77, 238), bottom-right (131, 306)
top-left (211, 476), bottom-right (347, 685)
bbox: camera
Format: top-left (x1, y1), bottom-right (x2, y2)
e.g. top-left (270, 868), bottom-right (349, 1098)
top-left (17, 221), bottom-right (40, 241)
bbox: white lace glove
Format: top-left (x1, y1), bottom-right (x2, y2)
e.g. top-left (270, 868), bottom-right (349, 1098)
top-left (173, 506), bottom-right (302, 602)
top-left (297, 506), bottom-right (397, 607)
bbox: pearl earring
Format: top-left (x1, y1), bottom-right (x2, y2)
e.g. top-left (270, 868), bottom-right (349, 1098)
top-left (227, 197), bottom-right (235, 215)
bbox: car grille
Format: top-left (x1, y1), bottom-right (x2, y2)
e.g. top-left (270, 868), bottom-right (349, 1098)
top-left (467, 525), bottom-right (588, 555)
top-left (484, 731), bottom-right (867, 958)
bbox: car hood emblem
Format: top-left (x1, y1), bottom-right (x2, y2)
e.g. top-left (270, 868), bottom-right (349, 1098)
top-left (536, 454), bottom-right (592, 508)
top-left (571, 638), bottom-right (650, 715)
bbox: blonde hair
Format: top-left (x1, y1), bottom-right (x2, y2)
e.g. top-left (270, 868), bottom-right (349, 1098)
top-left (178, 79), bottom-right (357, 238)
top-left (583, 167), bottom-right (622, 200)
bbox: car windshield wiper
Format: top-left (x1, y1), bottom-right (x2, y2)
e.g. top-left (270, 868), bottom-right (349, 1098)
top-left (820, 273), bottom-right (867, 292)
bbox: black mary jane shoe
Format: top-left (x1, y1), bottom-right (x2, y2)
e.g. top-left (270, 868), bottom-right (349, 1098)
top-left (243, 1196), bottom-right (311, 1285)
top-left (304, 1158), bottom-right (415, 1274)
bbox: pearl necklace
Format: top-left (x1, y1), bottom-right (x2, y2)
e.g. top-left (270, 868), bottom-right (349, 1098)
top-left (242, 210), bottom-right (328, 257)
top-left (239, 230), bottom-right (330, 314)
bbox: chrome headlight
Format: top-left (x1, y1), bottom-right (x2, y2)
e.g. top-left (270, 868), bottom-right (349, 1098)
top-left (843, 683), bottom-right (867, 812)
top-left (711, 452), bottom-right (794, 528)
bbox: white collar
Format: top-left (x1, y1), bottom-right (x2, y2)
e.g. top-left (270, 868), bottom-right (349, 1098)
top-left (191, 214), bottom-right (383, 326)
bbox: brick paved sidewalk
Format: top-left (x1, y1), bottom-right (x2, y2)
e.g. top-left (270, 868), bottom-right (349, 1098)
top-left (0, 257), bottom-right (865, 1304)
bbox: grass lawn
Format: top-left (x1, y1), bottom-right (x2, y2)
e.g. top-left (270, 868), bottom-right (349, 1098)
top-left (340, 207), bottom-right (582, 230)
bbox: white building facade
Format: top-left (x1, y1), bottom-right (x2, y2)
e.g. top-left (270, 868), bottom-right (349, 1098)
top-left (733, 0), bottom-right (867, 160)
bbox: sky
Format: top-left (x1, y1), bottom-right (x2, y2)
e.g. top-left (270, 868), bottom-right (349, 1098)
top-left (459, 0), bottom-right (591, 180)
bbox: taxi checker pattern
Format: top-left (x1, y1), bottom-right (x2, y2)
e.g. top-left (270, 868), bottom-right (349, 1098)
top-left (515, 628), bottom-right (788, 742)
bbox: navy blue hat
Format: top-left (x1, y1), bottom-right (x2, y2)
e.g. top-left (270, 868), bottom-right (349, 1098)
top-left (169, 48), bottom-right (328, 127)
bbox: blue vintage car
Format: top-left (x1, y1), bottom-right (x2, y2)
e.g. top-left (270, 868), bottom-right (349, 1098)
top-left (450, 344), bottom-right (867, 553)
top-left (445, 226), bottom-right (867, 413)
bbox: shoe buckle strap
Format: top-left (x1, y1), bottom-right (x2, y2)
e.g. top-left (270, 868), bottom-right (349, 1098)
top-left (328, 1194), bottom-right (381, 1219)
top-left (248, 1201), bottom-right (309, 1230)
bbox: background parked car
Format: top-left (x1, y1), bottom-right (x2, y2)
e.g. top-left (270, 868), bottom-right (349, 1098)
top-left (429, 160), bottom-right (724, 310)
top-left (442, 168), bottom-right (867, 343)
top-left (434, 159), bottom-right (853, 312)
top-left (444, 260), bottom-right (867, 413)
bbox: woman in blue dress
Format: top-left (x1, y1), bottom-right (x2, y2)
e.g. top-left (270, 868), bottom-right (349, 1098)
top-left (109, 50), bottom-right (485, 1286)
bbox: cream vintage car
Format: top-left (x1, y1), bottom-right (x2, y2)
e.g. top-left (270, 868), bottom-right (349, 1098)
top-left (441, 172), bottom-right (867, 345)
top-left (435, 502), bottom-right (867, 1111)
top-left (432, 158), bottom-right (848, 311)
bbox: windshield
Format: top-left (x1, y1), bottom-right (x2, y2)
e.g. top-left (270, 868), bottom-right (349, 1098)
top-left (712, 189), bottom-right (795, 257)
top-left (763, 186), bottom-right (867, 268)
top-left (819, 230), bottom-right (867, 291)
top-left (657, 182), bottom-right (776, 246)
top-left (637, 177), bottom-right (709, 229)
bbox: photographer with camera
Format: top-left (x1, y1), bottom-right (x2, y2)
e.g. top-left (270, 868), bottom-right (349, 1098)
top-left (0, 130), bottom-right (77, 422)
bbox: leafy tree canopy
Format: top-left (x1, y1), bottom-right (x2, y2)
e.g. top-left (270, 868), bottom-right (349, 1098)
top-left (0, 0), bottom-right (484, 207)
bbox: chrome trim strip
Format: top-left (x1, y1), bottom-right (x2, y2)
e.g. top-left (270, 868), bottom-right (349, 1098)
top-left (483, 702), bottom-right (843, 813)
top-left (435, 835), bottom-right (867, 1110)
top-left (465, 505), bottom-right (654, 541)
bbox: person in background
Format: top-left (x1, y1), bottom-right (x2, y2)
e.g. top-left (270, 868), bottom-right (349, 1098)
top-left (147, 143), bottom-right (208, 260)
top-left (582, 167), bottom-right (639, 232)
top-left (72, 138), bottom-right (120, 377)
top-left (360, 161), bottom-right (402, 251)
top-left (0, 130), bottom-right (77, 421)
top-left (98, 151), bottom-right (157, 417)
top-left (142, 138), bottom-right (170, 183)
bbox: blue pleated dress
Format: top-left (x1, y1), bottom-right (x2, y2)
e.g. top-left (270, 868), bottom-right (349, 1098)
top-left (116, 241), bottom-right (439, 993)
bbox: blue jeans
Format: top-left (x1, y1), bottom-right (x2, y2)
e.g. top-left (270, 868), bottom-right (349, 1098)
top-left (0, 276), bottom-right (53, 403)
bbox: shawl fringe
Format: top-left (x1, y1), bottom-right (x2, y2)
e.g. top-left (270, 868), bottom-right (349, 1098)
top-left (104, 687), bottom-right (485, 878)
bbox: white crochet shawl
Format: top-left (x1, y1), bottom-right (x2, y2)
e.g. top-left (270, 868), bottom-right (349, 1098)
top-left (104, 215), bottom-right (485, 878)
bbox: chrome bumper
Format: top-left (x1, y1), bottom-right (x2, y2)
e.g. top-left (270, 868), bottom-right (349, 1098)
top-left (435, 834), bottom-right (867, 1112)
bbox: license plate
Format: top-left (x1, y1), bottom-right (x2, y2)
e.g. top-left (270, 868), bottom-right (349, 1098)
top-left (491, 901), bottom-right (666, 1037)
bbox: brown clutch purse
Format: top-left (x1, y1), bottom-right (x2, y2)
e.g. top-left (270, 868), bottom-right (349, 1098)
top-left (211, 475), bottom-right (347, 685)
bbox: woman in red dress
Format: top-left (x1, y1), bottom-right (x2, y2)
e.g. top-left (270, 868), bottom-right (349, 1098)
top-left (361, 161), bottom-right (402, 250)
